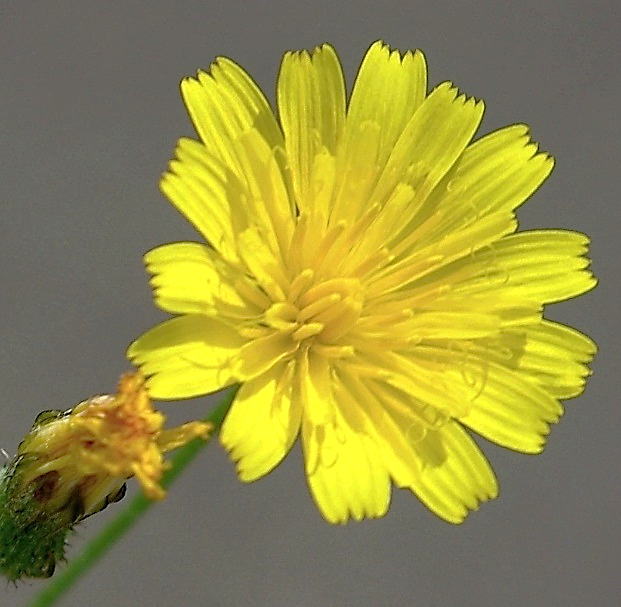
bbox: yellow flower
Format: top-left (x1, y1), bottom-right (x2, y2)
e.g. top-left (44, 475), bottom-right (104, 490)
top-left (128, 42), bottom-right (596, 524)
top-left (17, 372), bottom-right (211, 511)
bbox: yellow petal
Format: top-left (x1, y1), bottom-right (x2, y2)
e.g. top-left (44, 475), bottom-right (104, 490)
top-left (228, 129), bottom-right (295, 257)
top-left (370, 350), bottom-right (476, 419)
top-left (494, 320), bottom-right (596, 399)
top-left (344, 41), bottom-right (427, 175)
top-left (417, 125), bottom-right (554, 239)
top-left (236, 330), bottom-right (298, 380)
top-left (415, 293), bottom-right (541, 327)
top-left (127, 315), bottom-right (246, 399)
top-left (455, 352), bottom-right (564, 453)
top-left (368, 211), bottom-right (517, 299)
top-left (160, 138), bottom-right (237, 261)
top-left (372, 81), bottom-right (484, 213)
top-left (181, 56), bottom-right (284, 176)
top-left (404, 311), bottom-right (501, 340)
top-left (236, 226), bottom-right (288, 302)
top-left (405, 229), bottom-right (595, 308)
top-left (302, 409), bottom-right (391, 524)
top-left (277, 43), bottom-right (346, 211)
top-left (220, 361), bottom-right (301, 481)
top-left (328, 120), bottom-right (383, 224)
top-left (409, 422), bottom-right (498, 524)
top-left (334, 373), bottom-right (425, 489)
top-left (145, 242), bottom-right (257, 317)
top-left (451, 229), bottom-right (596, 304)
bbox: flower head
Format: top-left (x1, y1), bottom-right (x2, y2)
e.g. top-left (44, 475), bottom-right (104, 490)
top-left (17, 371), bottom-right (211, 506)
top-left (128, 42), bottom-right (596, 524)
top-left (0, 372), bottom-right (210, 580)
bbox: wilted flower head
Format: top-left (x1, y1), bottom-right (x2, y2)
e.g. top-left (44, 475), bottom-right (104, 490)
top-left (0, 372), bottom-right (210, 580)
top-left (129, 42), bottom-right (596, 524)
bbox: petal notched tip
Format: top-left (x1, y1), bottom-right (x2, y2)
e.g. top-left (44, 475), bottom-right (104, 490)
top-left (365, 39), bottom-right (425, 64)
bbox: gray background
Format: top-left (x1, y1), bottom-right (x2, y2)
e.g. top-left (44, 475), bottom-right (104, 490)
top-left (0, 1), bottom-right (618, 606)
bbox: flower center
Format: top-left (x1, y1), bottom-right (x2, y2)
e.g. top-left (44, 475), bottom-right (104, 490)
top-left (265, 270), bottom-right (364, 348)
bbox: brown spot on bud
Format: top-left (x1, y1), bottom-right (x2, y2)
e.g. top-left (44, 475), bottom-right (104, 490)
top-left (32, 471), bottom-right (59, 503)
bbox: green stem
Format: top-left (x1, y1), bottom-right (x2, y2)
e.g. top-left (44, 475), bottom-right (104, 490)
top-left (28, 388), bottom-right (237, 607)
